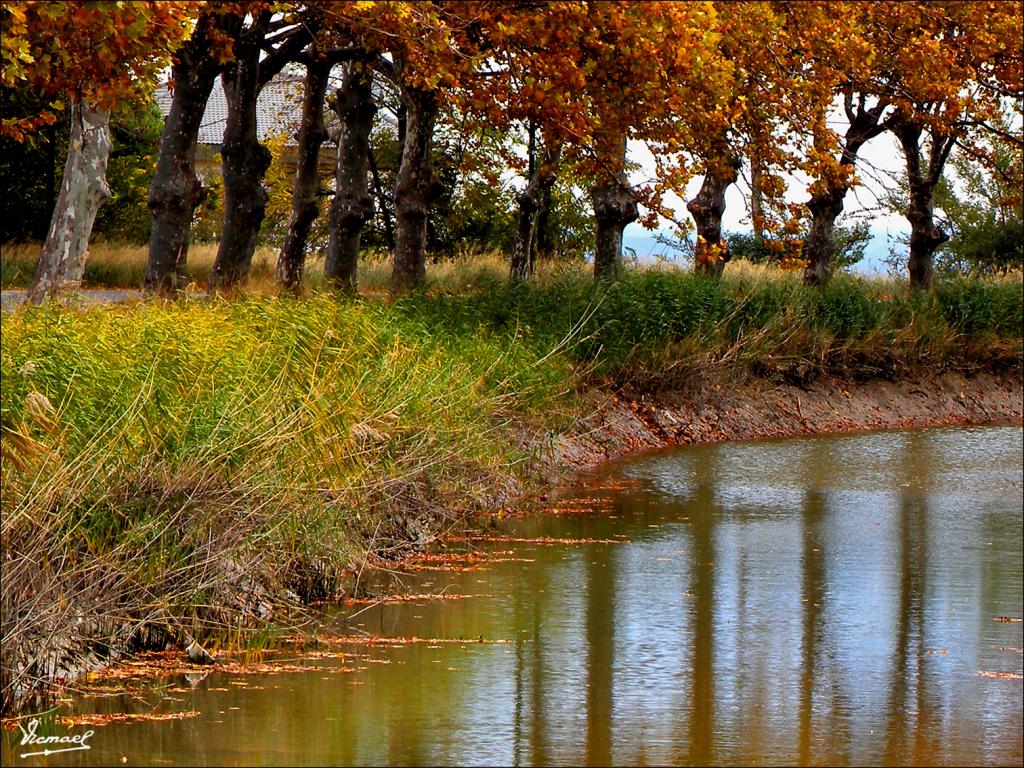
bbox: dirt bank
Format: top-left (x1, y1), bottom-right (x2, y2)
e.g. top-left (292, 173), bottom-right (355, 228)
top-left (545, 371), bottom-right (1022, 476)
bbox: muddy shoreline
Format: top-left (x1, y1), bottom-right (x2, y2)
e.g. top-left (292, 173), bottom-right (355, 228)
top-left (545, 370), bottom-right (1022, 478)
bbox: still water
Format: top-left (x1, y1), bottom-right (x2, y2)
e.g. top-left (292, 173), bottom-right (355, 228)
top-left (4, 427), bottom-right (1022, 767)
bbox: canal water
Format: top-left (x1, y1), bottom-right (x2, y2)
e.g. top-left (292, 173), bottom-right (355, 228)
top-left (4, 426), bottom-right (1022, 766)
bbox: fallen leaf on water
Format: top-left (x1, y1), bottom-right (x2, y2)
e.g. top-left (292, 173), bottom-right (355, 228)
top-left (58, 710), bottom-right (201, 728)
top-left (977, 670), bottom-right (1024, 680)
top-left (401, 552), bottom-right (485, 566)
top-left (344, 593), bottom-right (484, 605)
top-left (285, 635), bottom-right (511, 647)
top-left (443, 535), bottom-right (622, 545)
top-left (397, 564), bottom-right (475, 573)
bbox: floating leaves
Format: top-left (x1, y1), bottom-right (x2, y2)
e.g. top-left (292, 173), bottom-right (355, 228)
top-left (344, 593), bottom-right (483, 606)
top-left (285, 635), bottom-right (511, 647)
top-left (58, 710), bottom-right (201, 728)
top-left (389, 550), bottom-right (535, 573)
top-left (443, 535), bottom-right (624, 545)
top-left (977, 670), bottom-right (1024, 680)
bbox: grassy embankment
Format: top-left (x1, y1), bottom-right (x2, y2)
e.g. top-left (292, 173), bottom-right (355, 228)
top-left (1, 246), bottom-right (1021, 710)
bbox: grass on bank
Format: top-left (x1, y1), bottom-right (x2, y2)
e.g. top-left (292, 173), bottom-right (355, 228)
top-left (1, 253), bottom-right (1021, 710)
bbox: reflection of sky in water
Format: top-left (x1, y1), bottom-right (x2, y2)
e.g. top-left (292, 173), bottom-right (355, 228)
top-left (10, 427), bottom-right (1021, 767)
top-left (611, 533), bottom-right (691, 765)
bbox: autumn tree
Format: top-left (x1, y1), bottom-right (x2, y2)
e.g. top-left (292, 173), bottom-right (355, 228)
top-left (478, 2), bottom-right (727, 281)
top-left (145, 5), bottom-right (237, 294)
top-left (276, 45), bottom-right (332, 291)
top-left (581, 2), bottom-right (733, 280)
top-left (685, 1), bottom-right (840, 278)
top-left (797, 1), bottom-right (1022, 289)
top-left (379, 2), bottom-right (483, 293)
top-left (0, 0), bottom-right (193, 303)
top-left (207, 2), bottom-right (319, 291)
top-left (880, 1), bottom-right (1022, 289)
top-left (452, 3), bottom-right (564, 281)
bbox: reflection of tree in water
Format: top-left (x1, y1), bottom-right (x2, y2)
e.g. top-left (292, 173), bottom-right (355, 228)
top-left (509, 495), bottom-right (622, 767)
top-left (798, 437), bottom-right (855, 764)
top-left (883, 429), bottom-right (933, 764)
top-left (511, 541), bottom-right (551, 766)
top-left (798, 485), bottom-right (827, 765)
top-left (584, 526), bottom-right (616, 766)
top-left (686, 445), bottom-right (718, 765)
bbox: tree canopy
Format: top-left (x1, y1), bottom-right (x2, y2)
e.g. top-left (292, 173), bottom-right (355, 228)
top-left (1, 0), bottom-right (1021, 298)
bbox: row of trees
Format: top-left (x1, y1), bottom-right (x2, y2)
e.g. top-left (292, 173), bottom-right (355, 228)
top-left (2, 1), bottom-right (1021, 303)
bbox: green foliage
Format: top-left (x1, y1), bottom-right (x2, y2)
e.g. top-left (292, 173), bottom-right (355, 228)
top-left (725, 232), bottom-right (774, 263)
top-left (882, 136), bottom-right (1024, 277)
top-left (542, 171), bottom-right (596, 259)
top-left (932, 142), bottom-right (1024, 274)
top-left (0, 89), bottom-right (162, 246)
top-left (0, 86), bottom-right (68, 242)
top-left (92, 97), bottom-right (164, 244)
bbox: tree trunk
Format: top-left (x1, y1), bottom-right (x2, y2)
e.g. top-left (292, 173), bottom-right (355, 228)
top-left (803, 92), bottom-right (890, 286)
top-left (801, 190), bottom-right (845, 286)
top-left (687, 154), bottom-right (739, 277)
top-left (892, 114), bottom-right (953, 291)
top-left (324, 64), bottom-right (376, 292)
top-left (906, 206), bottom-right (946, 290)
top-left (510, 123), bottom-right (538, 281)
top-left (535, 179), bottom-right (553, 260)
top-left (511, 129), bottom-right (559, 280)
top-left (145, 12), bottom-right (225, 294)
top-left (391, 79), bottom-right (438, 293)
top-left (209, 16), bottom-right (272, 292)
top-left (277, 54), bottom-right (331, 292)
top-left (26, 100), bottom-right (111, 304)
top-left (210, 11), bottom-right (315, 291)
top-left (590, 131), bottom-right (637, 281)
top-left (368, 146), bottom-right (395, 250)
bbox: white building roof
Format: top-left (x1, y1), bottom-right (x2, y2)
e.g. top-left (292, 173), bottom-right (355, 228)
top-left (155, 76), bottom-right (305, 146)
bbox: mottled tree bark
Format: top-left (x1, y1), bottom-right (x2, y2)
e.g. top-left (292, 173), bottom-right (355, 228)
top-left (325, 64), bottom-right (377, 292)
top-left (209, 13), bottom-right (271, 292)
top-left (27, 101), bottom-right (111, 304)
top-left (802, 190), bottom-right (845, 285)
top-left (511, 130), bottom-right (560, 281)
top-left (590, 131), bottom-right (637, 281)
top-left (687, 153), bottom-right (740, 277)
top-left (391, 77), bottom-right (438, 293)
top-left (803, 93), bottom-right (889, 286)
top-left (145, 11), bottom-right (225, 294)
top-left (891, 113), bottom-right (954, 291)
top-left (277, 54), bottom-right (331, 292)
top-left (210, 14), bottom-right (316, 291)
